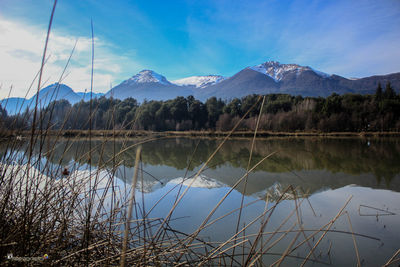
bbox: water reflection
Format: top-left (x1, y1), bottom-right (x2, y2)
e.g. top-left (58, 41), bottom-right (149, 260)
top-left (4, 137), bottom-right (399, 196)
top-left (1, 137), bottom-right (399, 266)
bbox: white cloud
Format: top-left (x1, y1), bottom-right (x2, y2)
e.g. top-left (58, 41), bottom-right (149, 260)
top-left (0, 16), bottom-right (142, 99)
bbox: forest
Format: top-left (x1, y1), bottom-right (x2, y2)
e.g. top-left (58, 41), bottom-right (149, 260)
top-left (1, 82), bottom-right (399, 132)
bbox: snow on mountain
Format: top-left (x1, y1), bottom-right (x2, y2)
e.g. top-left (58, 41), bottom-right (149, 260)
top-left (169, 175), bottom-right (226, 189)
top-left (122, 70), bottom-right (171, 85)
top-left (107, 70), bottom-right (193, 102)
top-left (253, 182), bottom-right (297, 200)
top-left (172, 75), bottom-right (225, 88)
top-left (250, 61), bottom-right (330, 81)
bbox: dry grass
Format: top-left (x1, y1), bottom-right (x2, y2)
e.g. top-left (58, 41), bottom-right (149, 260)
top-left (3, 129), bottom-right (400, 140)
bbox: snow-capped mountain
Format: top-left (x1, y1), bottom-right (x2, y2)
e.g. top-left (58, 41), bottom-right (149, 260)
top-left (122, 70), bottom-right (171, 85)
top-left (106, 70), bottom-right (193, 102)
top-left (172, 75), bottom-right (225, 88)
top-left (201, 60), bottom-right (400, 99)
top-left (250, 61), bottom-right (330, 81)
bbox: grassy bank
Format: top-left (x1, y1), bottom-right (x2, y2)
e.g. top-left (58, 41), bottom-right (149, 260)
top-left (2, 129), bottom-right (400, 139)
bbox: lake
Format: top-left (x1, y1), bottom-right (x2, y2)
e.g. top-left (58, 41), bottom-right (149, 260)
top-left (2, 136), bottom-right (400, 266)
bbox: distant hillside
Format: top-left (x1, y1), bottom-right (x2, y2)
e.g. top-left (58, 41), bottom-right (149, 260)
top-left (2, 61), bottom-right (399, 113)
top-left (1, 83), bottom-right (103, 115)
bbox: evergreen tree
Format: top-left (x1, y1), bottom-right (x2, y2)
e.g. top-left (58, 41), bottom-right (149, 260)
top-left (375, 82), bottom-right (383, 101)
top-left (0, 105), bottom-right (7, 129)
top-left (206, 97), bottom-right (224, 128)
top-left (384, 82), bottom-right (396, 99)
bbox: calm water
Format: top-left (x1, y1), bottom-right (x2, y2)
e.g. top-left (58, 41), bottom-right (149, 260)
top-left (2, 137), bottom-right (400, 266)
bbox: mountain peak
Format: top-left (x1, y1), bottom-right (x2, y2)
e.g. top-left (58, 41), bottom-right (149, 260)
top-left (124, 70), bottom-right (170, 85)
top-left (250, 61), bottom-right (330, 81)
top-left (37, 83), bottom-right (75, 98)
top-left (172, 75), bottom-right (225, 88)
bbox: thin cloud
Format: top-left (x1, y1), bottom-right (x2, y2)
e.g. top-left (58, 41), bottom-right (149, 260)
top-left (183, 0), bottom-right (400, 77)
top-left (0, 16), bottom-right (142, 98)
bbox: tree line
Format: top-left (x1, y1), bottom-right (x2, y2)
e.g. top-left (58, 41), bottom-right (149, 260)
top-left (1, 82), bottom-right (399, 132)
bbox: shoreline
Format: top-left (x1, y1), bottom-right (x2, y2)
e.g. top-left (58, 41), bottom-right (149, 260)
top-left (2, 129), bottom-right (400, 138)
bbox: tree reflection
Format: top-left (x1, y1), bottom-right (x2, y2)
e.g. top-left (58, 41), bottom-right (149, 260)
top-left (2, 137), bottom-right (400, 194)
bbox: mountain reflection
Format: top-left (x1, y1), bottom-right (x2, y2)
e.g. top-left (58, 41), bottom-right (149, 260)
top-left (2, 137), bottom-right (400, 195)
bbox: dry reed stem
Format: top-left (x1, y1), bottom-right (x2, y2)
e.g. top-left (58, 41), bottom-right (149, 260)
top-left (232, 228), bottom-right (379, 243)
top-left (196, 186), bottom-right (289, 266)
top-left (186, 152), bottom-right (278, 262)
top-left (243, 184), bottom-right (293, 266)
top-left (274, 227), bottom-right (302, 267)
top-left (54, 240), bottom-right (109, 264)
top-left (300, 195), bottom-right (353, 267)
top-left (247, 198), bottom-right (307, 265)
top-left (232, 95), bottom-right (266, 266)
top-left (199, 239), bottom-right (249, 265)
top-left (203, 198), bottom-right (263, 229)
top-left (28, 0), bottom-right (57, 160)
top-left (345, 211), bottom-right (361, 267)
top-left (292, 186), bottom-right (318, 261)
top-left (248, 221), bottom-right (298, 267)
top-left (120, 146), bottom-right (141, 267)
top-left (383, 248), bottom-right (400, 267)
top-left (358, 204), bottom-right (396, 216)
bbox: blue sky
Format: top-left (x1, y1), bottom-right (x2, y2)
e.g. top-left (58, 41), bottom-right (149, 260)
top-left (0, 0), bottom-right (399, 97)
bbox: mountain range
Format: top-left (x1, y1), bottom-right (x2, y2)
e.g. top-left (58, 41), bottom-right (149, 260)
top-left (2, 61), bottom-right (399, 114)
top-left (1, 83), bottom-right (103, 115)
